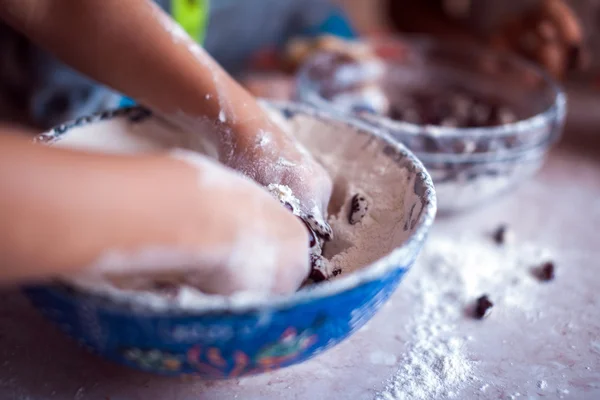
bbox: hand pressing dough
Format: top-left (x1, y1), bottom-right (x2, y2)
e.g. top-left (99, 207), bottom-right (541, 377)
top-left (267, 184), bottom-right (334, 282)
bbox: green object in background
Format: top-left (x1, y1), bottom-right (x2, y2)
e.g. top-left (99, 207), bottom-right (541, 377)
top-left (119, 0), bottom-right (209, 108)
top-left (172, 0), bottom-right (209, 43)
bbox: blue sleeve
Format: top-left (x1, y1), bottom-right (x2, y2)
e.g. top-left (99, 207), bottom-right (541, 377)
top-left (300, 6), bottom-right (357, 39)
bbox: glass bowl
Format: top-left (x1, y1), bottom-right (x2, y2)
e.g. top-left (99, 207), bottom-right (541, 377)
top-left (296, 36), bottom-right (566, 213)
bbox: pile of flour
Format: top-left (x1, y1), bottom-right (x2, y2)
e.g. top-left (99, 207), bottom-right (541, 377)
top-left (375, 232), bottom-right (551, 399)
top-left (54, 108), bottom-right (415, 310)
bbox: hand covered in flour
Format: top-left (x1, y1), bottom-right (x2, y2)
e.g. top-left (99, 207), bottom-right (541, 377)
top-left (89, 150), bottom-right (314, 296)
top-left (0, 0), bottom-right (332, 238)
top-left (0, 0), bottom-right (331, 241)
top-left (218, 118), bottom-right (334, 241)
top-left (0, 135), bottom-right (310, 295)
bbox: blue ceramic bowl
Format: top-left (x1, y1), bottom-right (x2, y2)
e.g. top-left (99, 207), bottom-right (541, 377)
top-left (24, 101), bottom-right (436, 378)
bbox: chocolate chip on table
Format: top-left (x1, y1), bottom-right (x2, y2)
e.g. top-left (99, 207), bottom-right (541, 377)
top-left (474, 295), bottom-right (494, 319)
top-left (493, 224), bottom-right (513, 245)
top-left (348, 193), bottom-right (369, 225)
top-left (534, 261), bottom-right (555, 282)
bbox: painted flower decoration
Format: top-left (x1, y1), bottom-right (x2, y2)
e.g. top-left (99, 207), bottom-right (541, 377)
top-left (255, 327), bottom-right (317, 367)
top-left (123, 348), bottom-right (183, 371)
top-left (187, 345), bottom-right (251, 378)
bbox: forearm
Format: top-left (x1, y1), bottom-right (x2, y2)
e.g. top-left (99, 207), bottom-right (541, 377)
top-left (0, 132), bottom-right (279, 284)
top-left (0, 135), bottom-right (143, 281)
top-left (0, 0), bottom-right (268, 141)
top-left (0, 135), bottom-right (181, 281)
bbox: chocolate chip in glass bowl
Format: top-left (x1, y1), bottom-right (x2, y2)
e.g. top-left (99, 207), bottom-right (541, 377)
top-left (300, 220), bottom-right (317, 248)
top-left (470, 102), bottom-right (492, 126)
top-left (422, 135), bottom-right (441, 153)
top-left (450, 93), bottom-right (473, 120)
top-left (440, 117), bottom-right (460, 128)
top-left (453, 138), bottom-right (477, 154)
top-left (151, 281), bottom-right (180, 298)
top-left (388, 104), bottom-right (421, 124)
top-left (474, 295), bottom-right (494, 319)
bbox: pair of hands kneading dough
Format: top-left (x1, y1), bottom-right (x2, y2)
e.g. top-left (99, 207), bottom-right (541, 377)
top-left (91, 147), bottom-right (331, 297)
top-left (0, 0), bottom-right (333, 296)
top-left (0, 132), bottom-right (332, 296)
top-left (95, 128), bottom-right (335, 297)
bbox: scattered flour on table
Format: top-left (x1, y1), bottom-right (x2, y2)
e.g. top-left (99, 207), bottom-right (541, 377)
top-left (376, 233), bottom-right (551, 400)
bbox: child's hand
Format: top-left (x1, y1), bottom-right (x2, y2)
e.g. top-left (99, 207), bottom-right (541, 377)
top-left (218, 120), bottom-right (334, 239)
top-left (0, 136), bottom-right (311, 295)
top-left (0, 0), bottom-right (333, 238)
top-left (489, 0), bottom-right (587, 80)
top-left (86, 150), bottom-right (312, 296)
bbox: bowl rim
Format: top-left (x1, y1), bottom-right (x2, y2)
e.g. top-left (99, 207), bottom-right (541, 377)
top-left (32, 101), bottom-right (437, 314)
top-left (413, 131), bottom-right (558, 165)
top-left (296, 35), bottom-right (567, 143)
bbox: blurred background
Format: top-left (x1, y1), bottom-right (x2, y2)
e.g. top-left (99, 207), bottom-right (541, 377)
top-left (0, 0), bottom-right (599, 149)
